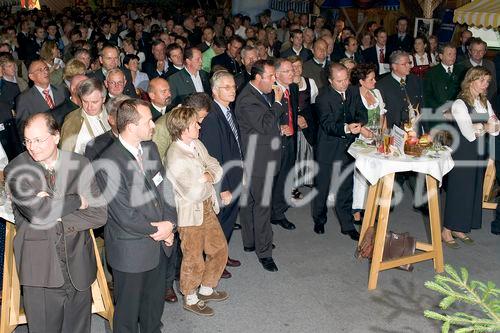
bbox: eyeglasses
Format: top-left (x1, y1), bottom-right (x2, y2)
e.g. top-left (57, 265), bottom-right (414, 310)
top-left (395, 62), bottom-right (411, 66)
top-left (108, 81), bottom-right (125, 86)
top-left (29, 66), bottom-right (49, 74)
top-left (218, 85), bottom-right (237, 90)
top-left (23, 135), bottom-right (51, 146)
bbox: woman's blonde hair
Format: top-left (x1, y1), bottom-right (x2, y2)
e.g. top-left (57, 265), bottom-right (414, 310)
top-left (458, 66), bottom-right (491, 109)
top-left (40, 40), bottom-right (57, 61)
top-left (63, 59), bottom-right (86, 81)
top-left (166, 106), bottom-right (198, 142)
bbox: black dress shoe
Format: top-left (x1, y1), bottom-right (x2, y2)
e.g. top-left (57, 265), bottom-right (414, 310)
top-left (243, 246), bottom-right (255, 252)
top-left (341, 229), bottom-right (360, 241)
top-left (271, 218), bottom-right (296, 230)
top-left (233, 223), bottom-right (242, 230)
top-left (258, 257), bottom-right (278, 272)
top-left (313, 224), bottom-right (325, 234)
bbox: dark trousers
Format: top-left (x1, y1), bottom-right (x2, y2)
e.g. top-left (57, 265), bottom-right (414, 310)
top-left (240, 175), bottom-right (273, 258)
top-left (312, 156), bottom-right (356, 233)
top-left (113, 254), bottom-right (166, 333)
top-left (218, 196), bottom-right (240, 241)
top-left (164, 237), bottom-right (179, 289)
top-left (271, 137), bottom-right (295, 220)
top-left (23, 283), bottom-right (92, 333)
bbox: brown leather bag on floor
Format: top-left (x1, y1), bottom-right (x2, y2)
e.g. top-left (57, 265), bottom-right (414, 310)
top-left (357, 227), bottom-right (416, 272)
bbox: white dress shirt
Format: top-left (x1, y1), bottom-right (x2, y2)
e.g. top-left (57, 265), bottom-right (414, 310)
top-left (188, 70), bottom-right (204, 93)
top-left (375, 45), bottom-right (390, 75)
top-left (119, 135), bottom-right (144, 162)
top-left (34, 85), bottom-right (54, 103)
top-left (74, 109), bottom-right (110, 154)
top-left (152, 103), bottom-right (167, 116)
top-left (452, 98), bottom-right (498, 142)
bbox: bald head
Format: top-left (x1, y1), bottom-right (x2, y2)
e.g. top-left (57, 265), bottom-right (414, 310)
top-left (313, 39), bottom-right (328, 63)
top-left (148, 78), bottom-right (171, 108)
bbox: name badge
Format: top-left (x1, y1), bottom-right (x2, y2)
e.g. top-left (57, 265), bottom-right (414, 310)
top-left (152, 172), bottom-right (163, 187)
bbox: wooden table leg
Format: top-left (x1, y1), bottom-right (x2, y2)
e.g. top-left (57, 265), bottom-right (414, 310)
top-left (359, 179), bottom-right (383, 244)
top-left (482, 159), bottom-right (497, 210)
top-left (426, 175), bottom-right (444, 273)
top-left (368, 173), bottom-right (395, 290)
top-left (0, 222), bottom-right (19, 333)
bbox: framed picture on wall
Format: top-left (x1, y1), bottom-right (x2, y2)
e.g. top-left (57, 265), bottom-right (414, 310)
top-left (414, 18), bottom-right (434, 38)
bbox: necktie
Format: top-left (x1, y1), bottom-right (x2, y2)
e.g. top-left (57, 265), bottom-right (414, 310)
top-left (379, 48), bottom-right (385, 63)
top-left (284, 89), bottom-right (294, 136)
top-left (447, 66), bottom-right (452, 75)
top-left (45, 168), bottom-right (56, 192)
top-left (98, 118), bottom-right (108, 132)
top-left (224, 107), bottom-right (242, 156)
top-left (43, 89), bottom-right (55, 109)
top-left (136, 150), bottom-right (144, 173)
top-left (400, 78), bottom-right (406, 87)
top-left (340, 92), bottom-right (346, 102)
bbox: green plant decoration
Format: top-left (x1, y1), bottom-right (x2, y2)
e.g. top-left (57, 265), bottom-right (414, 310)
top-left (424, 265), bottom-right (500, 333)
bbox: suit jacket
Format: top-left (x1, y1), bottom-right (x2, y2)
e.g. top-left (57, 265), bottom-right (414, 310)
top-left (456, 45), bottom-right (469, 63)
top-left (235, 70), bottom-right (251, 95)
top-left (90, 68), bottom-right (138, 98)
top-left (51, 98), bottom-right (80, 127)
top-left (332, 50), bottom-right (364, 63)
top-left (211, 52), bottom-right (242, 75)
top-left (5, 150), bottom-right (107, 289)
top-left (167, 68), bottom-right (210, 108)
top-left (17, 32), bottom-right (31, 61)
top-left (199, 101), bottom-right (244, 193)
top-left (456, 59), bottom-right (498, 101)
top-left (280, 47), bottom-right (313, 63)
top-left (387, 33), bottom-right (414, 53)
top-left (152, 113), bottom-right (172, 161)
top-left (164, 65), bottom-right (181, 79)
top-left (423, 64), bottom-right (461, 110)
top-left (362, 46), bottom-right (393, 78)
top-left (15, 84), bottom-right (68, 137)
top-left (143, 60), bottom-right (168, 80)
top-left (235, 83), bottom-right (285, 177)
top-left (315, 85), bottom-right (367, 164)
top-left (302, 59), bottom-right (328, 90)
top-left (84, 130), bottom-right (116, 161)
top-left (95, 140), bottom-right (177, 273)
top-left (150, 105), bottom-right (165, 122)
top-left (376, 73), bottom-right (423, 129)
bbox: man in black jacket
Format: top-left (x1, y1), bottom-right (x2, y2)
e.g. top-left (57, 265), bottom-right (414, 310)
top-left (312, 63), bottom-right (367, 240)
top-left (387, 16), bottom-right (414, 53)
top-left (211, 35), bottom-right (244, 75)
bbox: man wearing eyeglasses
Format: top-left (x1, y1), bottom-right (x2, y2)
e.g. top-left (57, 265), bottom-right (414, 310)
top-left (59, 78), bottom-right (111, 154)
top-left (5, 112), bottom-right (107, 333)
top-left (104, 69), bottom-right (127, 102)
top-left (15, 60), bottom-right (68, 138)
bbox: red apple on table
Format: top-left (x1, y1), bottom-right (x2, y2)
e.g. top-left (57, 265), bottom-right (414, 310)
top-left (406, 136), bottom-right (419, 146)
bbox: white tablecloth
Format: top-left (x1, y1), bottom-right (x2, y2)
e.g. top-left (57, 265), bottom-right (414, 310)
top-left (348, 142), bottom-right (455, 186)
top-left (0, 200), bottom-right (14, 223)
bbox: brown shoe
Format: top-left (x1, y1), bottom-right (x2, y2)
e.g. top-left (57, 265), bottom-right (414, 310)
top-left (221, 268), bottom-right (232, 279)
top-left (197, 290), bottom-right (229, 302)
top-left (183, 300), bottom-right (214, 316)
top-left (165, 287), bottom-right (178, 303)
top-left (226, 257), bottom-right (241, 267)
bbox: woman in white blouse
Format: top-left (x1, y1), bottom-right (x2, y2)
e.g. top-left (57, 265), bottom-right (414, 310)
top-left (443, 66), bottom-right (499, 248)
top-left (351, 63), bottom-right (387, 223)
top-left (289, 55), bottom-right (318, 198)
top-left (123, 54), bottom-right (149, 93)
top-left (409, 36), bottom-right (436, 78)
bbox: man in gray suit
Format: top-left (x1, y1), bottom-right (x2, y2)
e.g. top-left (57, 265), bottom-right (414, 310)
top-left (95, 99), bottom-right (177, 332)
top-left (5, 112), bottom-right (107, 333)
top-left (15, 60), bottom-right (68, 137)
top-left (457, 37), bottom-right (497, 101)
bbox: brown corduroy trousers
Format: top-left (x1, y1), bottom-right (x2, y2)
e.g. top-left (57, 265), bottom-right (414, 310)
top-left (178, 199), bottom-right (228, 296)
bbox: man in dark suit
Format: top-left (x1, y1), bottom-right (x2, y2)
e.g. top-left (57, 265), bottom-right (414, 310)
top-left (235, 46), bottom-right (258, 95)
top-left (312, 63), bottom-right (367, 240)
top-left (332, 36), bottom-right (364, 63)
top-left (376, 51), bottom-right (423, 129)
top-left (143, 40), bottom-right (169, 80)
top-left (199, 71), bottom-right (244, 279)
top-left (211, 35), bottom-right (244, 75)
top-left (95, 99), bottom-right (176, 332)
top-left (235, 59), bottom-right (286, 272)
top-left (270, 58), bottom-right (298, 231)
top-left (363, 28), bottom-right (393, 78)
top-left (16, 60), bottom-right (68, 137)
top-left (456, 29), bottom-right (472, 63)
top-left (90, 45), bottom-right (137, 98)
top-left (5, 112), bottom-right (107, 333)
top-left (126, 19), bottom-right (152, 57)
top-left (0, 72), bottom-right (21, 159)
top-left (387, 16), bottom-right (414, 53)
top-left (456, 37), bottom-right (497, 101)
top-left (198, 26), bottom-right (215, 53)
top-left (302, 39), bottom-right (329, 90)
top-left (167, 47), bottom-right (211, 109)
top-left (164, 43), bottom-right (184, 79)
top-left (16, 20), bottom-right (31, 62)
top-left (280, 29), bottom-right (314, 63)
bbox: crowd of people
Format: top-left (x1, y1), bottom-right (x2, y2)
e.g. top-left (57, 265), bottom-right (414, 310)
top-left (0, 3), bottom-right (499, 332)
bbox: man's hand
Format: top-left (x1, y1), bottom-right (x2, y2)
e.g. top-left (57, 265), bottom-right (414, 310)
top-left (297, 115), bottom-right (308, 129)
top-left (164, 233), bottom-right (174, 246)
top-left (79, 195), bottom-right (89, 210)
top-left (348, 123), bottom-right (362, 135)
top-left (273, 85), bottom-right (283, 103)
top-left (281, 125), bottom-right (293, 136)
top-left (220, 191), bottom-right (232, 205)
top-left (200, 171), bottom-right (214, 183)
top-left (150, 221), bottom-right (175, 241)
top-left (360, 126), bottom-right (373, 138)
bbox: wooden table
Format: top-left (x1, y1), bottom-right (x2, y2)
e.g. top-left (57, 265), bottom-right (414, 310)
top-left (358, 173), bottom-right (444, 290)
top-left (0, 219), bottom-right (114, 332)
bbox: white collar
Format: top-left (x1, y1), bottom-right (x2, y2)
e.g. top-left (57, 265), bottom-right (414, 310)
top-left (292, 46), bottom-right (303, 54)
top-left (313, 58), bottom-right (325, 67)
top-left (215, 99), bottom-right (230, 113)
top-left (391, 72), bottom-right (406, 83)
top-left (276, 81), bottom-right (288, 92)
top-left (176, 139), bottom-right (196, 153)
top-left (376, 44), bottom-right (385, 51)
top-left (250, 82), bottom-right (265, 96)
top-left (441, 63), bottom-right (453, 72)
top-left (119, 135), bottom-right (143, 158)
top-left (470, 58), bottom-right (483, 67)
top-left (152, 103), bottom-right (166, 112)
top-left (35, 84), bottom-right (51, 95)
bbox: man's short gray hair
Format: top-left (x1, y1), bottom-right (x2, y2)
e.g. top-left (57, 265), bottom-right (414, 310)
top-left (77, 77), bottom-right (107, 99)
top-left (106, 68), bottom-right (125, 81)
top-left (211, 70), bottom-right (234, 89)
top-left (389, 50), bottom-right (409, 65)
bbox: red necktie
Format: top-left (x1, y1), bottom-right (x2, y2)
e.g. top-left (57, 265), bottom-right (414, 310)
top-left (379, 48), bottom-right (385, 63)
top-left (285, 89), bottom-right (294, 136)
top-left (43, 89), bottom-right (55, 109)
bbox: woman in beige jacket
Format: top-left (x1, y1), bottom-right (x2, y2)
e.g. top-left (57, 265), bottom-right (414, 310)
top-left (165, 106), bottom-right (229, 317)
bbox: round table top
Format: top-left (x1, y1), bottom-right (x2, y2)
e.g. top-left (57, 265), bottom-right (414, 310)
top-left (348, 140), bottom-right (455, 186)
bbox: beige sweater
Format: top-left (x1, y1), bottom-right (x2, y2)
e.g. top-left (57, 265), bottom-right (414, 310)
top-left (165, 139), bottom-right (223, 227)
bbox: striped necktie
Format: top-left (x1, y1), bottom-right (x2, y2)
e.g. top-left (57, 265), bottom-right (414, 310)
top-left (224, 107), bottom-right (242, 156)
